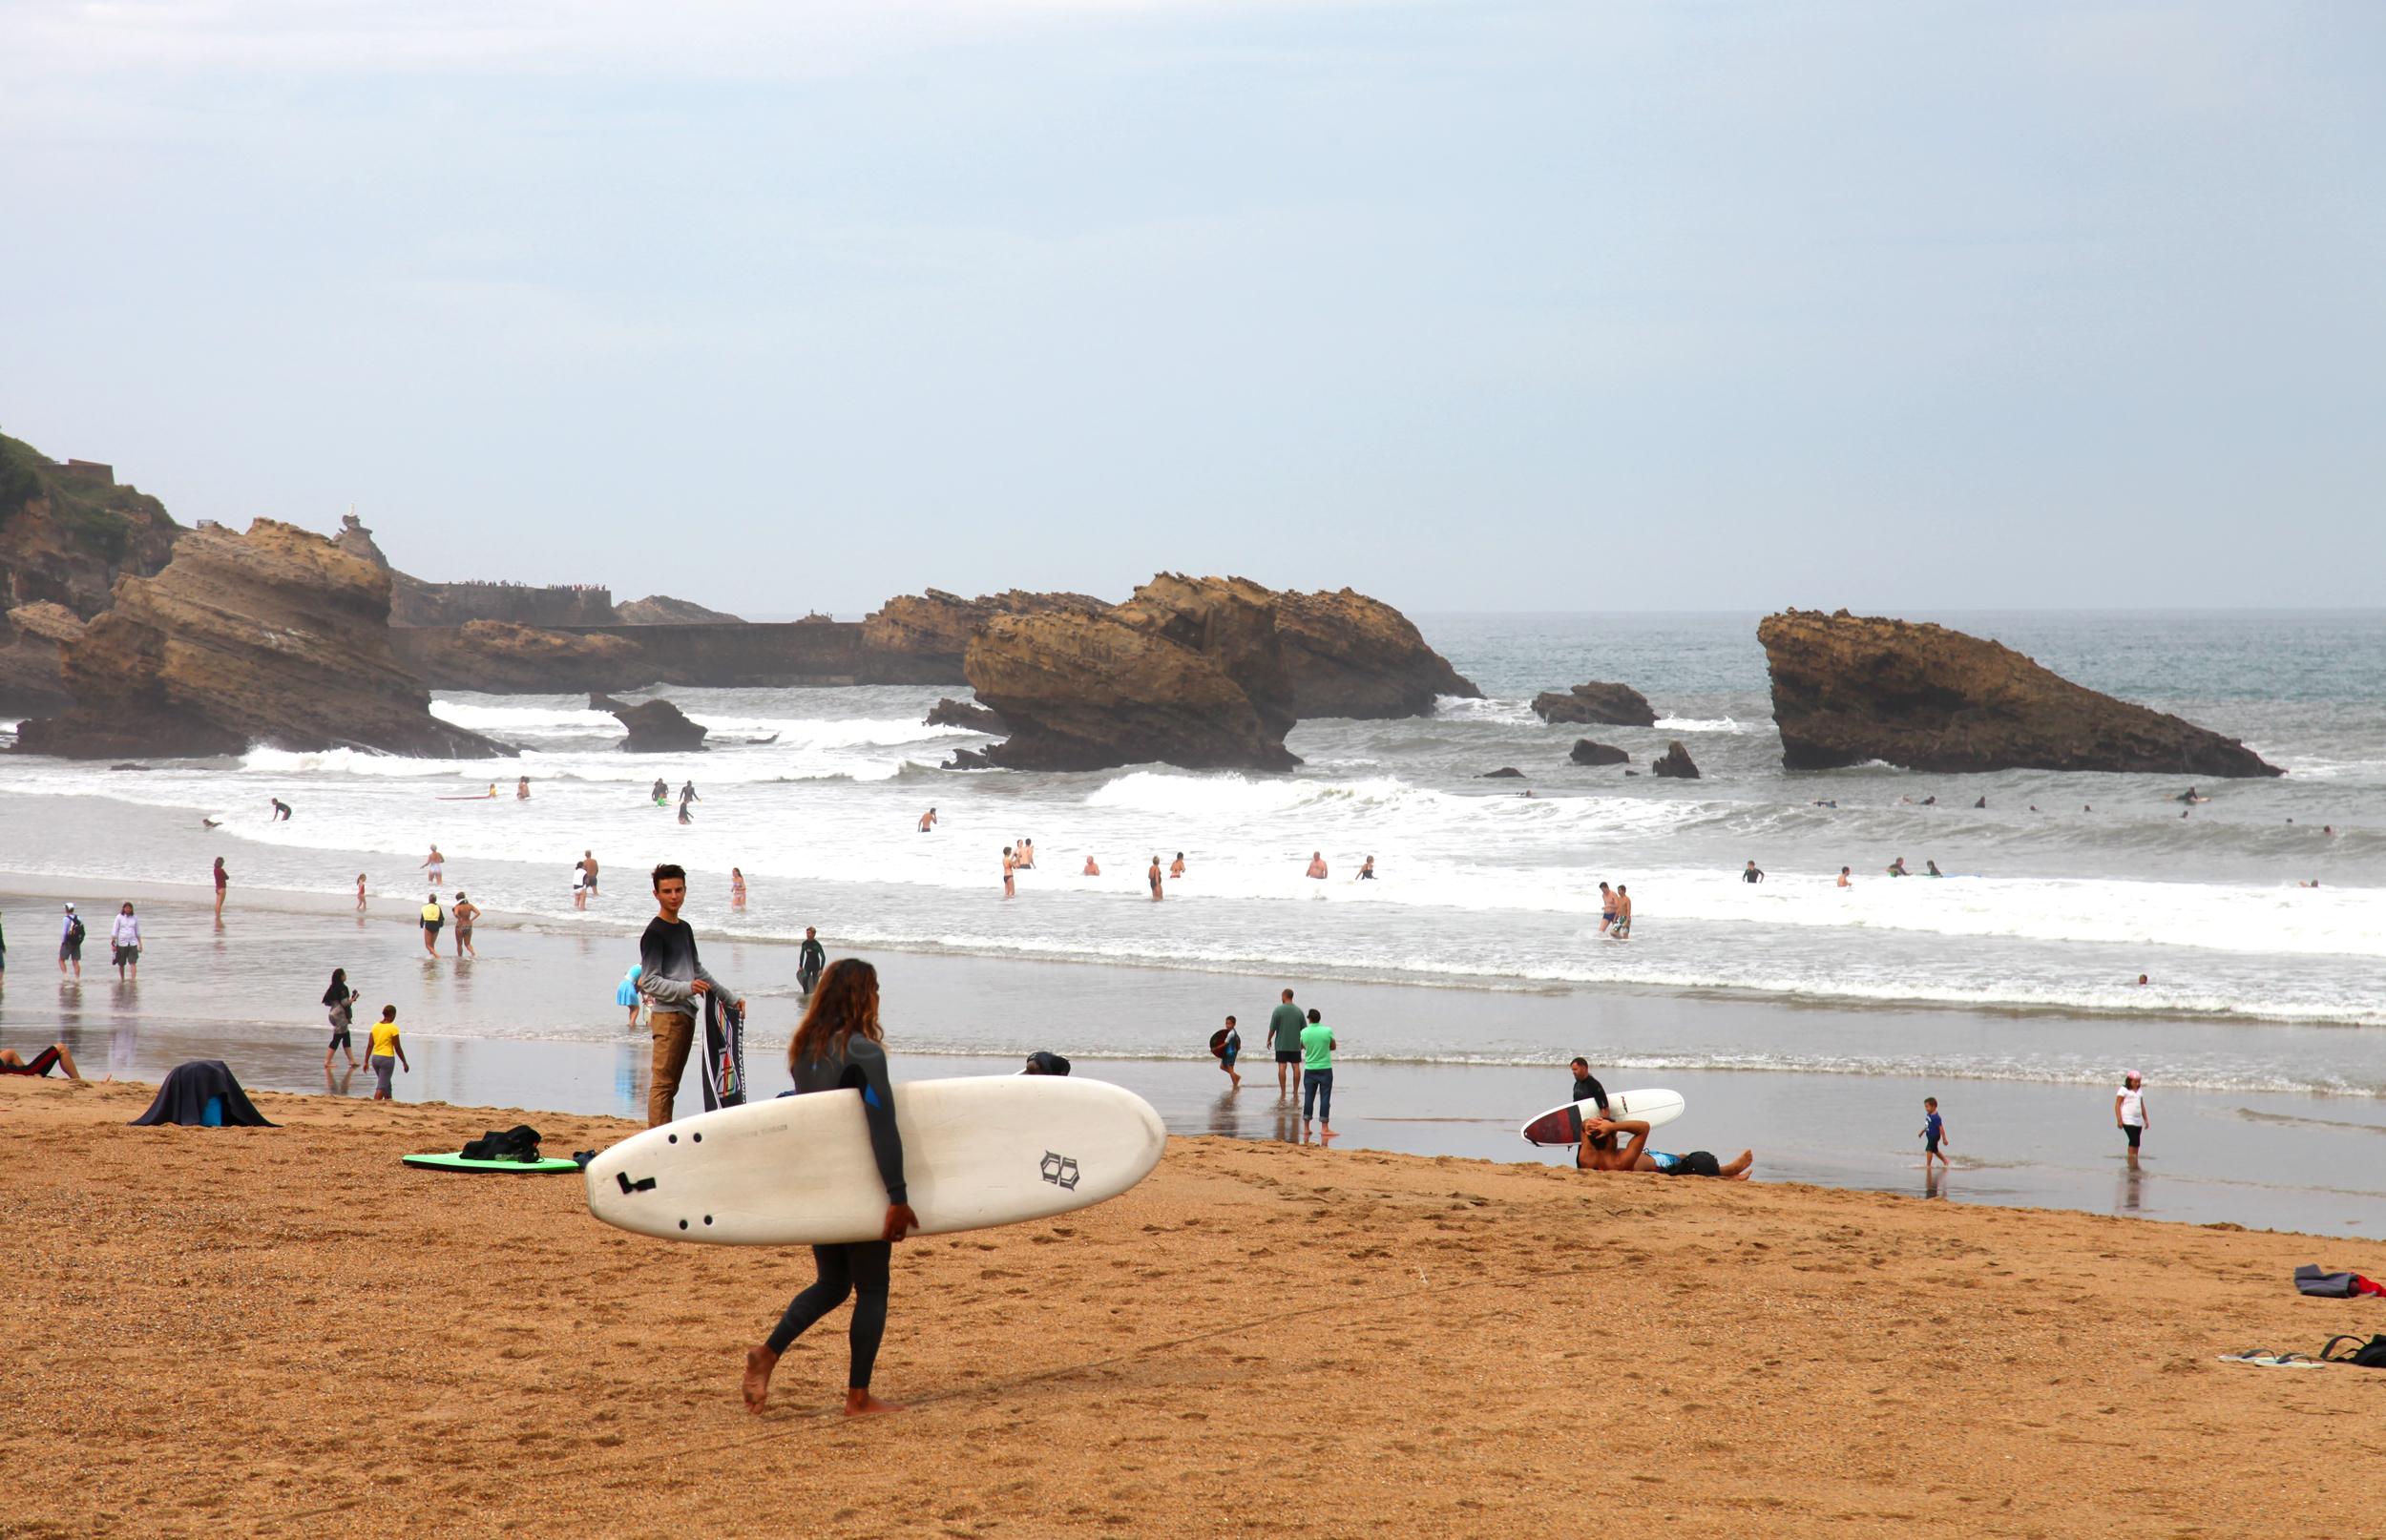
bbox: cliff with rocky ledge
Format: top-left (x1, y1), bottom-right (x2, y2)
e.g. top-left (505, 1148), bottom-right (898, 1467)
top-left (861, 589), bottom-right (1110, 683)
top-left (0, 434), bottom-right (185, 712)
top-left (17, 519), bottom-right (510, 760)
top-left (1758, 609), bottom-right (2282, 777)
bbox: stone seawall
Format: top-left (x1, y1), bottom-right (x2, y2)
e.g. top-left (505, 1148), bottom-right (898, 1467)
top-left (390, 620), bottom-right (948, 692)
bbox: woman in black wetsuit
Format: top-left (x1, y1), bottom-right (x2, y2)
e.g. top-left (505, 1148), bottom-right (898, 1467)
top-left (743, 958), bottom-right (918, 1418)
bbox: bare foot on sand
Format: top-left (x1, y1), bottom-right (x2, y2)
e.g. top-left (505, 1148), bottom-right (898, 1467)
top-left (844, 1389), bottom-right (902, 1417)
top-left (743, 1344), bottom-right (780, 1413)
top-left (1722, 1150), bottom-right (1756, 1181)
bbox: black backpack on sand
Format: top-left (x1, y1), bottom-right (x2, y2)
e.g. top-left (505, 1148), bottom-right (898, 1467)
top-left (2321, 1335), bottom-right (2386, 1368)
top-left (460, 1125), bottom-right (544, 1162)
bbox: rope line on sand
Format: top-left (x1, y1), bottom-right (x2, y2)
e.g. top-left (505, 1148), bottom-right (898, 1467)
top-left (251, 1259), bottom-right (1580, 1530)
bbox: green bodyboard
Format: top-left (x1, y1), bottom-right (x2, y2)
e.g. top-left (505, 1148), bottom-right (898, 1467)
top-left (402, 1153), bottom-right (581, 1174)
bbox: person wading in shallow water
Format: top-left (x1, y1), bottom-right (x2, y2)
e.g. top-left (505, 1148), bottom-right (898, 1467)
top-left (743, 959), bottom-right (916, 1419)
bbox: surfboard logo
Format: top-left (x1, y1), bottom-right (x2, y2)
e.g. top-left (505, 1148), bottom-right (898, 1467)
top-left (1038, 1152), bottom-right (1079, 1190)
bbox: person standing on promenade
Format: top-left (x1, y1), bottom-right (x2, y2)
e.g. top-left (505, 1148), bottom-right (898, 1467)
top-left (366, 1006), bottom-right (409, 1100)
top-left (1299, 1007), bottom-right (1335, 1143)
top-left (324, 968), bottom-right (360, 1070)
top-left (110, 903), bottom-right (141, 980)
top-left (213, 857), bottom-right (229, 919)
top-left (798, 926), bottom-right (827, 996)
top-left (1266, 989), bottom-right (1306, 1100)
top-left (450, 892), bottom-right (479, 959)
top-left (637, 863), bottom-right (743, 1126)
top-left (58, 904), bottom-right (83, 978)
top-left (742, 958), bottom-right (915, 1419)
top-left (419, 895), bottom-right (445, 957)
top-left (2116, 1071), bottom-right (2149, 1169)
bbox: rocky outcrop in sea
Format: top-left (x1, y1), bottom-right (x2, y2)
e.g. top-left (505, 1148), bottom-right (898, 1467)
top-left (1531, 680), bottom-right (1656, 727)
top-left (593, 693), bottom-right (707, 752)
top-left (1758, 609), bottom-right (2282, 777)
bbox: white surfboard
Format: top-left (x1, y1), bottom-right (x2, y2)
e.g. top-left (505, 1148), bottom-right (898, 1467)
top-left (583, 1074), bottom-right (1167, 1245)
top-left (1518, 1087), bottom-right (1686, 1148)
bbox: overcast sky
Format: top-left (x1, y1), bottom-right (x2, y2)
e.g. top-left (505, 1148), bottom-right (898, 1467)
top-left (3, 2), bottom-right (2379, 614)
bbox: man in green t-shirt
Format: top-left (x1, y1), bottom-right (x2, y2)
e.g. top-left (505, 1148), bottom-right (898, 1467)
top-left (1299, 1007), bottom-right (1335, 1141)
top-left (1266, 989), bottom-right (1307, 1100)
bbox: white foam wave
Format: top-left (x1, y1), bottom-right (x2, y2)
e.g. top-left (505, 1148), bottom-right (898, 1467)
top-left (1434, 696), bottom-right (1538, 725)
top-left (1653, 716), bottom-right (1760, 734)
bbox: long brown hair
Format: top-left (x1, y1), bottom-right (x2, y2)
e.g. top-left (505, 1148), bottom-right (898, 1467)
top-left (788, 958), bottom-right (881, 1070)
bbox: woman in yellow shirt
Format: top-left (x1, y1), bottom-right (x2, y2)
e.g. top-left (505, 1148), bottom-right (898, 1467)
top-left (366, 1006), bottom-right (410, 1100)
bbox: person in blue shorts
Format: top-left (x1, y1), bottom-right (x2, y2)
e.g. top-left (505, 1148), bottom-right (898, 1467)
top-left (1216, 1014), bottom-right (1241, 1090)
top-left (1919, 1096), bottom-right (1949, 1175)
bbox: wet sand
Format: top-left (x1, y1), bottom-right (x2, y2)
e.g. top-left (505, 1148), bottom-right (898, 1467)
top-left (3, 1076), bottom-right (2382, 1538)
top-left (6, 881), bottom-right (2384, 1237)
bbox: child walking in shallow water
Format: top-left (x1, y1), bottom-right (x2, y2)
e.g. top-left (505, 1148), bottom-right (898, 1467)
top-left (1919, 1096), bottom-right (1948, 1174)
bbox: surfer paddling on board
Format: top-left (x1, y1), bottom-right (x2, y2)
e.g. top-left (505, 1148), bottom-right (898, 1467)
top-left (743, 958), bottom-right (916, 1419)
top-left (637, 864), bottom-right (744, 1127)
top-left (1577, 1117), bottom-right (1752, 1179)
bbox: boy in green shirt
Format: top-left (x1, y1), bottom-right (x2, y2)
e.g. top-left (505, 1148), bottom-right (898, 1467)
top-left (1299, 1007), bottom-right (1335, 1142)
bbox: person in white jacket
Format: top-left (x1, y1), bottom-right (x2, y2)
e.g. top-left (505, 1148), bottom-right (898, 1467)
top-left (110, 902), bottom-right (142, 980)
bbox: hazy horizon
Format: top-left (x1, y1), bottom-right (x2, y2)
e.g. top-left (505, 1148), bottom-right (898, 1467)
top-left (6, 1), bottom-right (2380, 615)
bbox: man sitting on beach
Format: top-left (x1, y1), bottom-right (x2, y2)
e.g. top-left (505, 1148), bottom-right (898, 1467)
top-left (0, 1043), bottom-right (88, 1080)
top-left (1577, 1116), bottom-right (1752, 1179)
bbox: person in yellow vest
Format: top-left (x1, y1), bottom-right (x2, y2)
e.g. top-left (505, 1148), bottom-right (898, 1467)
top-left (419, 895), bottom-right (445, 957)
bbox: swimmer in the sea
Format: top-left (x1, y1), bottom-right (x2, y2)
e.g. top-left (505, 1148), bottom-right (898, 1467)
top-left (1169, 852), bottom-right (1186, 879)
top-left (1357, 856), bottom-right (1375, 881)
top-left (919, 807), bottom-right (937, 833)
top-left (1306, 852), bottom-right (1329, 880)
top-left (1597, 881), bottom-right (1617, 933)
top-left (1887, 856), bottom-right (1909, 877)
top-left (1147, 856), bottom-right (1163, 902)
top-left (1924, 860), bottom-right (1943, 877)
top-left (1082, 855), bottom-right (1100, 877)
top-left (1836, 866), bottom-right (1851, 887)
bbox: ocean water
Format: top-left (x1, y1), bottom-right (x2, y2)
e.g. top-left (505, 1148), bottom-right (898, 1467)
top-left (4, 611), bottom-right (2382, 1098)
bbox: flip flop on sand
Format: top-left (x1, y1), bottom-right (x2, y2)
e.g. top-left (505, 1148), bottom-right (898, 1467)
top-left (2215, 1349), bottom-right (2326, 1368)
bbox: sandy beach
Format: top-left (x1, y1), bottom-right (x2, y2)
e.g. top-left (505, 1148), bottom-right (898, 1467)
top-left (5, 1074), bottom-right (2382, 1538)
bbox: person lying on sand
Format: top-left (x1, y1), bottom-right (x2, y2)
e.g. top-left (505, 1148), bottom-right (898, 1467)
top-left (0, 1043), bottom-right (89, 1080)
top-left (1577, 1116), bottom-right (1752, 1180)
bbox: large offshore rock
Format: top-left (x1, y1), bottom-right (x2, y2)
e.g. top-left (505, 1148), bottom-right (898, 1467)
top-left (1758, 609), bottom-right (2282, 777)
top-left (1569, 739), bottom-right (1629, 767)
top-left (17, 520), bottom-right (511, 760)
top-left (1532, 680), bottom-right (1657, 727)
top-left (1273, 587), bottom-right (1479, 718)
top-left (964, 574), bottom-right (1301, 772)
top-left (862, 588), bottom-right (1110, 684)
top-left (592, 693), bottom-right (708, 753)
